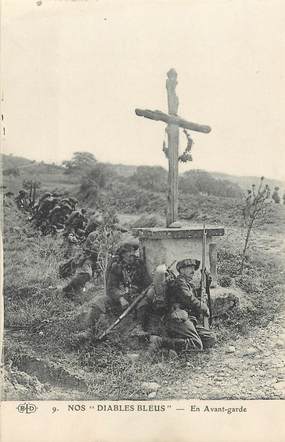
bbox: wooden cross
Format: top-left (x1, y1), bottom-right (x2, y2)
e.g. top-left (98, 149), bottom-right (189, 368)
top-left (135, 69), bottom-right (211, 227)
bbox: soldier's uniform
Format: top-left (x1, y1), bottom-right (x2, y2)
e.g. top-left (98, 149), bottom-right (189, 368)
top-left (135, 259), bottom-right (216, 355)
top-left (48, 205), bottom-right (68, 230)
top-left (35, 196), bottom-right (58, 226)
top-left (272, 188), bottom-right (280, 204)
top-left (15, 190), bottom-right (29, 210)
top-left (64, 209), bottom-right (87, 235)
top-left (105, 248), bottom-right (151, 314)
top-left (78, 242), bottom-right (151, 338)
top-left (166, 259), bottom-right (216, 350)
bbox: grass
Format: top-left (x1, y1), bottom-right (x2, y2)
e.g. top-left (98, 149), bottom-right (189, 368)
top-left (2, 198), bottom-right (285, 400)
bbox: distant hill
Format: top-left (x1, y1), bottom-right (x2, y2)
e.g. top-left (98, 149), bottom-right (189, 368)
top-left (210, 171), bottom-right (285, 192)
top-left (108, 164), bottom-right (137, 177)
top-left (2, 153), bottom-right (283, 195)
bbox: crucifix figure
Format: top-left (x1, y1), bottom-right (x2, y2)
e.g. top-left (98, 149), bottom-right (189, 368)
top-left (135, 69), bottom-right (211, 227)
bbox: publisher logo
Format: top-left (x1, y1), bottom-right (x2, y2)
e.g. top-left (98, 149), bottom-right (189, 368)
top-left (16, 403), bottom-right (38, 414)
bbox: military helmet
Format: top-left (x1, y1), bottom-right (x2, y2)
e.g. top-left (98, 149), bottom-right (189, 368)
top-left (176, 258), bottom-right (200, 272)
top-left (61, 203), bottom-right (72, 212)
top-left (40, 192), bottom-right (52, 199)
top-left (68, 197), bottom-right (78, 204)
top-left (117, 239), bottom-right (139, 256)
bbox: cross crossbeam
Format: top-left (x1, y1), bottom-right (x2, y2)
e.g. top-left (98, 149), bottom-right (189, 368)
top-left (135, 69), bottom-right (211, 227)
top-left (135, 109), bottom-right (211, 133)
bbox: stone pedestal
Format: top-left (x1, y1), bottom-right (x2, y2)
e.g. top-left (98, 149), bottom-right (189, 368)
top-left (133, 227), bottom-right (224, 281)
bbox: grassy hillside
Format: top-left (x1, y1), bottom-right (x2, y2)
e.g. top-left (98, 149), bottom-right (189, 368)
top-left (3, 196), bottom-right (285, 400)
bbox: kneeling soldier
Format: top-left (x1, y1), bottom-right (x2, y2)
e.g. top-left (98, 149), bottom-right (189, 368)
top-left (165, 258), bottom-right (216, 350)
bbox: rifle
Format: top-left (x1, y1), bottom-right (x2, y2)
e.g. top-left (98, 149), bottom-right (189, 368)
top-left (95, 286), bottom-right (150, 342)
top-left (200, 224), bottom-right (211, 329)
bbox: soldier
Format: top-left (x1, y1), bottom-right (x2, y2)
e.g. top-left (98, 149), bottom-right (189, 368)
top-left (60, 197), bottom-right (78, 212)
top-left (15, 190), bottom-right (29, 210)
top-left (165, 258), bottom-right (216, 350)
top-left (272, 187), bottom-right (280, 204)
top-left (48, 204), bottom-right (68, 230)
top-left (85, 212), bottom-right (103, 236)
top-left (34, 195), bottom-right (58, 225)
top-left (73, 240), bottom-right (151, 341)
top-left (105, 241), bottom-right (151, 314)
top-left (135, 259), bottom-right (216, 355)
top-left (64, 208), bottom-right (88, 236)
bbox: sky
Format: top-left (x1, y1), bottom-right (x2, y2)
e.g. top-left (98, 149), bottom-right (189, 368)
top-left (1, 0), bottom-right (285, 180)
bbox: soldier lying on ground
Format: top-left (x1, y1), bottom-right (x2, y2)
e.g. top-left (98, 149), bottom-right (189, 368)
top-left (64, 208), bottom-right (88, 236)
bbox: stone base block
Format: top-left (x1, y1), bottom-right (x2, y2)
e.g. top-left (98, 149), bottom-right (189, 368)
top-left (210, 287), bottom-right (242, 318)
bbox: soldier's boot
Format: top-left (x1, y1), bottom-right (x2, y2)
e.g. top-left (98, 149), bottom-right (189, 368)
top-left (148, 336), bottom-right (198, 356)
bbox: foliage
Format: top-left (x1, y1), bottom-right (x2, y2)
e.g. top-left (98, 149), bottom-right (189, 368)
top-left (3, 167), bottom-right (20, 177)
top-left (62, 152), bottom-right (97, 175)
top-left (131, 214), bottom-right (164, 228)
top-left (181, 169), bottom-right (243, 198)
top-left (129, 166), bottom-right (167, 192)
top-left (91, 205), bottom-right (121, 293)
top-left (240, 177), bottom-right (271, 274)
top-left (79, 163), bottom-right (118, 203)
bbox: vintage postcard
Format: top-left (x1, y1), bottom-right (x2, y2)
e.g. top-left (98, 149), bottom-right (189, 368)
top-left (1, 1), bottom-right (284, 441)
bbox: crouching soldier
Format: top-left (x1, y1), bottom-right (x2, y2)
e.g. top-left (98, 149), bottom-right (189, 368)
top-left (165, 258), bottom-right (216, 350)
top-left (141, 258), bottom-right (216, 356)
top-left (73, 240), bottom-right (151, 342)
top-left (105, 241), bottom-right (151, 314)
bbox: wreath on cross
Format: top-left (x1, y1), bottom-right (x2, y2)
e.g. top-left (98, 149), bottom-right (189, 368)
top-left (162, 128), bottom-right (194, 163)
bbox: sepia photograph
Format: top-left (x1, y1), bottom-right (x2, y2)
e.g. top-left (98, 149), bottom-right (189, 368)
top-left (1, 0), bottom-right (285, 423)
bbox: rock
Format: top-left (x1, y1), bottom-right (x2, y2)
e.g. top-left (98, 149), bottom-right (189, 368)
top-left (214, 377), bottom-right (223, 382)
top-left (243, 347), bottom-right (257, 357)
top-left (141, 382), bottom-right (161, 394)
top-left (148, 391), bottom-right (157, 399)
top-left (210, 287), bottom-right (241, 318)
top-left (226, 346), bottom-right (236, 354)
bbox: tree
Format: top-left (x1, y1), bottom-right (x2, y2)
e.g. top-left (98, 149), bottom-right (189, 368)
top-left (93, 206), bottom-right (121, 295)
top-left (22, 179), bottom-right (41, 207)
top-left (240, 177), bottom-right (271, 274)
top-left (79, 163), bottom-right (118, 202)
top-left (62, 152), bottom-right (97, 175)
top-left (129, 166), bottom-right (167, 192)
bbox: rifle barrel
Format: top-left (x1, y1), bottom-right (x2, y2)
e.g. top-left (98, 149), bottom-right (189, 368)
top-left (97, 289), bottom-right (148, 341)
